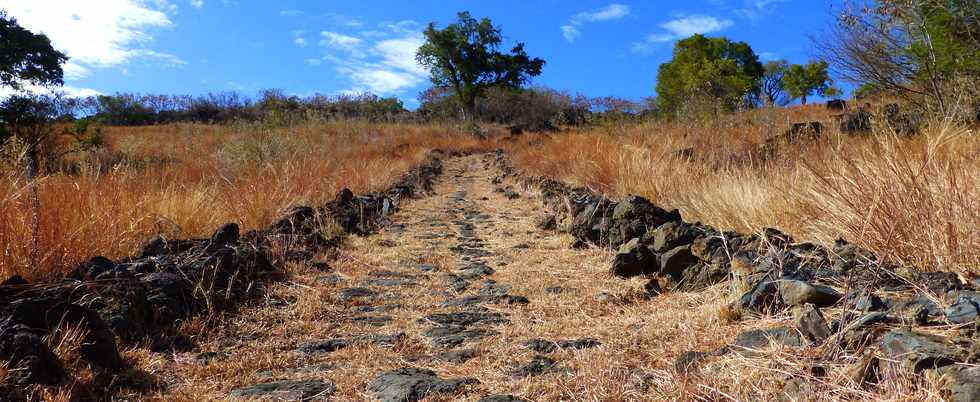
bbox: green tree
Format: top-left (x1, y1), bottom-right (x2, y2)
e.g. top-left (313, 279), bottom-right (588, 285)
top-left (655, 34), bottom-right (764, 116)
top-left (0, 10), bottom-right (67, 90)
top-left (416, 11), bottom-right (545, 120)
top-left (783, 60), bottom-right (833, 105)
top-left (761, 60), bottom-right (790, 106)
top-left (819, 0), bottom-right (980, 115)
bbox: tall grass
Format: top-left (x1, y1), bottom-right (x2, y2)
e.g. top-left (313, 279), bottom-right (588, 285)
top-left (506, 105), bottom-right (980, 276)
top-left (0, 121), bottom-right (493, 280)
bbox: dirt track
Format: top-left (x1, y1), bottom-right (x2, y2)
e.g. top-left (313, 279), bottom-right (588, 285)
top-left (154, 154), bottom-right (739, 401)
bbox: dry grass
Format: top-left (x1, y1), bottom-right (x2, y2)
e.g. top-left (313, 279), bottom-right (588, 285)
top-left (0, 121), bottom-right (496, 280)
top-left (143, 155), bottom-right (946, 401)
top-left (505, 105), bottom-right (980, 276)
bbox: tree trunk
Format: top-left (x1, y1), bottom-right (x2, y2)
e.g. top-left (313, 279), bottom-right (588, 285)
top-left (801, 96), bottom-right (808, 105)
top-left (461, 95), bottom-right (477, 121)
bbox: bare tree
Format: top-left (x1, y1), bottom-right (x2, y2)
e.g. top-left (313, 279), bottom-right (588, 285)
top-left (817, 1), bottom-right (980, 116)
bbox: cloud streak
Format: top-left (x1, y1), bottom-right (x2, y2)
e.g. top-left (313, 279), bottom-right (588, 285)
top-left (319, 31), bottom-right (362, 51)
top-left (632, 15), bottom-right (734, 54)
top-left (561, 4), bottom-right (630, 43)
top-left (309, 21), bottom-right (427, 95)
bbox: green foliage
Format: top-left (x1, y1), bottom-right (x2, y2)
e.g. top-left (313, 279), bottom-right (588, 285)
top-left (0, 10), bottom-right (68, 90)
top-left (908, 0), bottom-right (980, 82)
top-left (0, 94), bottom-right (67, 174)
top-left (655, 34), bottom-right (764, 117)
top-left (63, 118), bottom-right (104, 151)
top-left (783, 60), bottom-right (833, 104)
top-left (416, 11), bottom-right (545, 119)
top-left (826, 1), bottom-right (980, 116)
top-left (761, 60), bottom-right (790, 106)
top-left (94, 94), bottom-right (157, 125)
top-left (86, 91), bottom-right (407, 126)
top-left (854, 83), bottom-right (883, 100)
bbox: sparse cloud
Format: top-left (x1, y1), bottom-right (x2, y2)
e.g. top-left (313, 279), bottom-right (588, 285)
top-left (189, 0), bottom-right (203, 9)
top-left (0, 83), bottom-right (101, 98)
top-left (3, 0), bottom-right (183, 80)
top-left (338, 34), bottom-right (427, 95)
top-left (280, 9), bottom-right (303, 17)
top-left (759, 52), bottom-right (780, 61)
top-left (323, 13), bottom-right (365, 28)
top-left (307, 20), bottom-right (426, 95)
top-left (560, 25), bottom-right (580, 42)
top-left (561, 4), bottom-right (630, 43)
top-left (380, 20), bottom-right (418, 35)
top-left (319, 31), bottom-right (362, 50)
top-left (632, 15), bottom-right (734, 54)
top-left (736, 0), bottom-right (788, 21)
top-left (571, 4), bottom-right (631, 24)
top-left (293, 30), bottom-right (308, 47)
top-left (661, 15), bottom-right (733, 38)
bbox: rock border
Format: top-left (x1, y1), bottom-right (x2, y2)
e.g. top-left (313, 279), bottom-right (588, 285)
top-left (0, 150), bottom-right (449, 400)
top-left (491, 149), bottom-right (980, 401)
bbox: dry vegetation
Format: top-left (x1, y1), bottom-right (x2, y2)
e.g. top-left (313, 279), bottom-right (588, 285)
top-left (0, 121), bottom-right (494, 280)
top-left (2, 105), bottom-right (978, 400)
top-left (144, 154), bottom-right (946, 401)
top-left (505, 105), bottom-right (980, 277)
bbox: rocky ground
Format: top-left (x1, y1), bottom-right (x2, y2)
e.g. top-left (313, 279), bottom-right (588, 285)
top-left (3, 152), bottom-right (978, 401)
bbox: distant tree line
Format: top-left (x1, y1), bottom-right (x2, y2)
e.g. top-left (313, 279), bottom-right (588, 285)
top-left (417, 85), bottom-right (656, 129)
top-left (74, 90), bottom-right (409, 126)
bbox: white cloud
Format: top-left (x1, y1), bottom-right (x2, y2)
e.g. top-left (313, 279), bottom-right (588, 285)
top-left (3, 0), bottom-right (183, 78)
top-left (343, 68), bottom-right (420, 94)
top-left (0, 84), bottom-right (102, 98)
top-left (560, 25), bottom-right (580, 42)
top-left (736, 0), bottom-right (788, 21)
top-left (561, 4), bottom-right (630, 43)
top-left (661, 15), bottom-right (734, 38)
top-left (62, 62), bottom-right (91, 80)
top-left (304, 58), bottom-right (322, 66)
top-left (374, 36), bottom-right (426, 76)
top-left (632, 15), bottom-right (734, 54)
top-left (342, 34), bottom-right (426, 95)
top-left (295, 37), bottom-right (307, 46)
top-left (381, 20), bottom-right (418, 35)
top-left (571, 4), bottom-right (631, 24)
top-left (319, 31), bottom-right (362, 50)
top-left (189, 0), bottom-right (203, 9)
top-left (758, 52), bottom-right (780, 61)
top-left (280, 9), bottom-right (303, 17)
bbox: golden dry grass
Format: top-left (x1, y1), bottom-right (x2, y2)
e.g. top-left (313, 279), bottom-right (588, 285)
top-left (0, 121), bottom-right (495, 280)
top-left (504, 105), bottom-right (980, 277)
top-left (140, 155), bottom-right (946, 401)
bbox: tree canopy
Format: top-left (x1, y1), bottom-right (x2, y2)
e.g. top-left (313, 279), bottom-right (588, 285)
top-left (655, 34), bottom-right (764, 117)
top-left (416, 11), bottom-right (545, 119)
top-left (761, 60), bottom-right (790, 107)
top-left (0, 10), bottom-right (67, 90)
top-left (783, 60), bottom-right (833, 104)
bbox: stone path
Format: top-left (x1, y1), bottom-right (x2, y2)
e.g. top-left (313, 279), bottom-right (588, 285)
top-left (157, 154), bottom-right (739, 401)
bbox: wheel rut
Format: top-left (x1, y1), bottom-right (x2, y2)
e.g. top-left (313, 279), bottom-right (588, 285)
top-left (160, 154), bottom-right (724, 401)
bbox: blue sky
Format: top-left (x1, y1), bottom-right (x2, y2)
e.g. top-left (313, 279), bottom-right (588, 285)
top-left (2, 1), bottom-right (843, 107)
